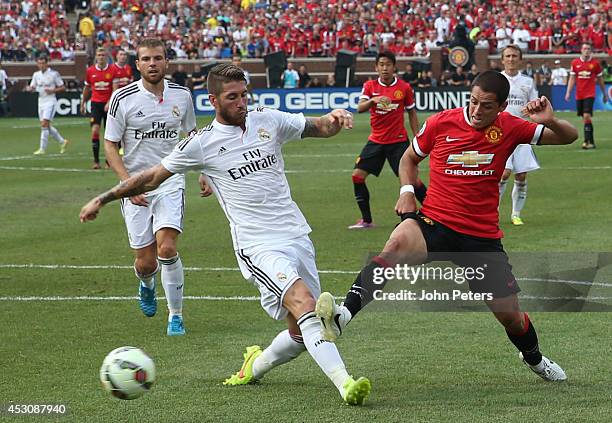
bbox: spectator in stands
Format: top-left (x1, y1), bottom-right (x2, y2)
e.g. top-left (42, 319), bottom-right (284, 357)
top-left (434, 6), bottom-right (451, 45)
top-left (602, 61), bottom-right (612, 84)
top-left (416, 71), bottom-right (432, 88)
top-left (401, 63), bottom-right (418, 86)
top-left (467, 64), bottom-right (480, 84)
top-left (281, 62), bottom-right (299, 89)
top-left (325, 73), bottom-right (335, 88)
top-left (450, 66), bottom-right (468, 87)
top-left (191, 65), bottom-right (207, 90)
top-left (522, 61), bottom-right (535, 79)
top-left (512, 20), bottom-right (532, 51)
top-left (298, 65), bottom-right (311, 88)
top-left (78, 11), bottom-right (95, 59)
top-left (438, 69), bottom-right (452, 86)
top-left (496, 19), bottom-right (513, 52)
top-left (171, 64), bottom-right (189, 87)
top-left (536, 62), bottom-right (552, 86)
top-left (550, 60), bottom-right (568, 86)
top-left (489, 60), bottom-right (502, 72)
top-left (310, 77), bottom-right (322, 88)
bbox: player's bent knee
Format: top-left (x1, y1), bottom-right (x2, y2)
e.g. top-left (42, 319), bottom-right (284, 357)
top-left (156, 243), bottom-right (177, 259)
top-left (352, 169), bottom-right (368, 180)
top-left (515, 173), bottom-right (527, 182)
top-left (382, 221), bottom-right (427, 264)
top-left (283, 280), bottom-right (316, 317)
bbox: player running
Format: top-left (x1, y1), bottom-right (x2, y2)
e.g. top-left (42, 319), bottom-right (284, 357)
top-left (499, 45), bottom-right (540, 225)
top-left (81, 48), bottom-right (114, 169)
top-left (349, 51), bottom-right (427, 229)
top-left (27, 56), bottom-right (69, 155)
top-left (317, 71), bottom-right (577, 383)
top-left (79, 64), bottom-right (371, 405)
top-left (565, 42), bottom-right (609, 150)
top-left (103, 38), bottom-right (196, 336)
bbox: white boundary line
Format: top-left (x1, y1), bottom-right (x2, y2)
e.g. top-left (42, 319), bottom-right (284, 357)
top-left (0, 164), bottom-right (610, 173)
top-left (1, 263), bottom-right (611, 287)
top-left (0, 295), bottom-right (610, 302)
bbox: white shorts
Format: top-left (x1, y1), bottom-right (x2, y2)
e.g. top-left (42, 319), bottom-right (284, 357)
top-left (120, 189), bottom-right (184, 249)
top-left (235, 236), bottom-right (321, 320)
top-left (38, 102), bottom-right (56, 121)
top-left (505, 144), bottom-right (540, 173)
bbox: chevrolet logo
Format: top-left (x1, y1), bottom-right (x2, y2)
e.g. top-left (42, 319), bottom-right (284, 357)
top-left (447, 151), bottom-right (494, 168)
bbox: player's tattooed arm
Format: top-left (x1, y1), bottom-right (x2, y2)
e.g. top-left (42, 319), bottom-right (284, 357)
top-left (98, 165), bottom-right (173, 204)
top-left (81, 165), bottom-right (174, 222)
top-left (301, 110), bottom-right (353, 138)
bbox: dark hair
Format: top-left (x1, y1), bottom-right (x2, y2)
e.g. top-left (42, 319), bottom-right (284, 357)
top-left (137, 38), bottom-right (166, 59)
top-left (207, 63), bottom-right (246, 95)
top-left (471, 70), bottom-right (510, 104)
top-left (501, 44), bottom-right (522, 60)
top-left (36, 55), bottom-right (49, 63)
top-left (376, 51), bottom-right (396, 65)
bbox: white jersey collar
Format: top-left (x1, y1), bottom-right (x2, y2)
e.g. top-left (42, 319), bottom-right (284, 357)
top-left (377, 77), bottom-right (397, 87)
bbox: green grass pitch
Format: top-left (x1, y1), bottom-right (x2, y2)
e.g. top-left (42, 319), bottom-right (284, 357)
top-left (0, 111), bottom-right (611, 422)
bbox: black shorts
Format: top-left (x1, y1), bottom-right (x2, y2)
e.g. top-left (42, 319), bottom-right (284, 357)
top-left (409, 213), bottom-right (520, 299)
top-left (90, 101), bottom-right (107, 126)
top-left (354, 140), bottom-right (409, 177)
top-left (576, 97), bottom-right (594, 116)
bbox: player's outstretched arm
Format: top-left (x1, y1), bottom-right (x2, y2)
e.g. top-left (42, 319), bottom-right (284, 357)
top-left (79, 164), bottom-right (173, 222)
top-left (301, 109), bottom-right (353, 138)
top-left (523, 96), bottom-right (578, 145)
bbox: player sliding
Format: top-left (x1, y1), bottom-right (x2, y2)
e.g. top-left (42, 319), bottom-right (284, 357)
top-left (317, 71), bottom-right (577, 382)
top-left (80, 64), bottom-right (371, 405)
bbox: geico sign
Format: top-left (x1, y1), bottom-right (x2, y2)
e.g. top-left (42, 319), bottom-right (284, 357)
top-left (195, 91), bottom-right (361, 112)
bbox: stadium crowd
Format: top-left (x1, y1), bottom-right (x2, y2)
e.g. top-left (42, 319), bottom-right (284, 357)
top-left (1, 0), bottom-right (610, 63)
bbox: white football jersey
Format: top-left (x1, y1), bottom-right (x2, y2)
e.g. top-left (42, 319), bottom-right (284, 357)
top-left (161, 108), bottom-right (309, 249)
top-left (105, 79), bottom-right (196, 195)
top-left (502, 71), bottom-right (538, 118)
top-left (29, 68), bottom-right (64, 105)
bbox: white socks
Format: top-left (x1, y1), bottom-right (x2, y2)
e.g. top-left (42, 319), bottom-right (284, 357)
top-left (39, 127), bottom-right (49, 150)
top-left (297, 311), bottom-right (350, 395)
top-left (49, 126), bottom-right (64, 143)
top-left (134, 262), bottom-right (159, 288)
top-left (159, 254), bottom-right (184, 319)
top-left (252, 330), bottom-right (306, 379)
top-left (512, 181), bottom-right (528, 217)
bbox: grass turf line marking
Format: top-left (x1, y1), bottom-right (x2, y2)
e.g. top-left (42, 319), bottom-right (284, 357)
top-left (1, 263), bottom-right (610, 287)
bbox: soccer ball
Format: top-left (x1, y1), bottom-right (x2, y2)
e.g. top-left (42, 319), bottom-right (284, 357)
top-left (99, 346), bottom-right (156, 400)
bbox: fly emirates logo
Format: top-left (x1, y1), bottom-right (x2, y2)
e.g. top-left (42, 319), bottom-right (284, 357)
top-left (445, 151), bottom-right (495, 176)
top-left (228, 148), bottom-right (278, 180)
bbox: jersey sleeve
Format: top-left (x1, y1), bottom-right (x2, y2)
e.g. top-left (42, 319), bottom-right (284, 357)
top-left (104, 91), bottom-right (125, 143)
top-left (181, 92), bottom-right (196, 134)
top-left (404, 83), bottom-right (416, 110)
top-left (264, 108), bottom-right (306, 144)
top-left (360, 81), bottom-right (372, 100)
top-left (29, 73), bottom-right (37, 89)
top-left (595, 61), bottom-right (603, 77)
top-left (161, 133), bottom-right (205, 174)
top-left (84, 68), bottom-right (91, 86)
top-left (412, 114), bottom-right (439, 157)
top-left (569, 60), bottom-right (577, 76)
top-left (506, 114), bottom-right (544, 146)
top-left (53, 71), bottom-right (64, 88)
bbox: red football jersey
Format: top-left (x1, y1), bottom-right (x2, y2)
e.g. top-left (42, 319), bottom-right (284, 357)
top-left (85, 64), bottom-right (114, 103)
top-left (110, 63), bottom-right (133, 89)
top-left (360, 77), bottom-right (416, 144)
top-left (414, 107), bottom-right (543, 239)
top-left (570, 57), bottom-right (603, 100)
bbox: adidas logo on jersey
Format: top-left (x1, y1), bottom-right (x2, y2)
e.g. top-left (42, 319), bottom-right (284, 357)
top-left (135, 110), bottom-right (145, 118)
top-left (218, 146), bottom-right (228, 156)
